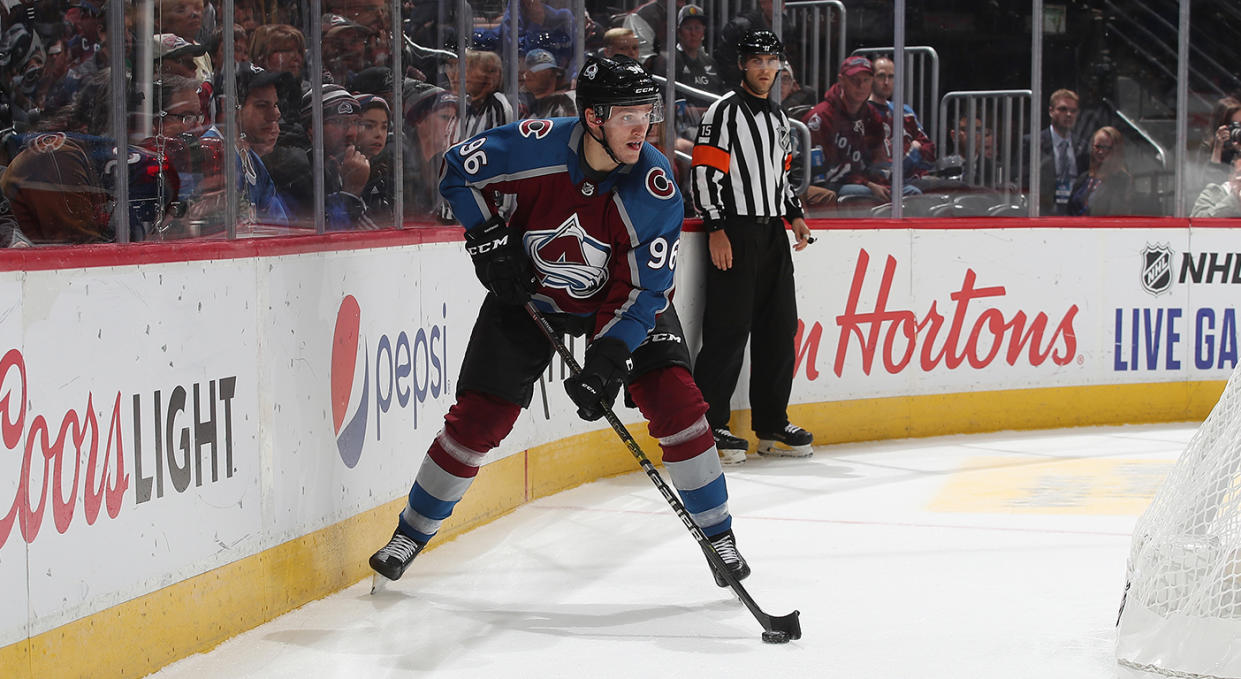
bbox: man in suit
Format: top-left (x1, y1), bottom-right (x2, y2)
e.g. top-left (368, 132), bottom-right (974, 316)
top-left (1028, 88), bottom-right (1091, 215)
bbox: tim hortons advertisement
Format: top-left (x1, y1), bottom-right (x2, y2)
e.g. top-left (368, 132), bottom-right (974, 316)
top-left (0, 262), bottom-right (260, 643)
top-left (779, 226), bottom-right (1238, 407)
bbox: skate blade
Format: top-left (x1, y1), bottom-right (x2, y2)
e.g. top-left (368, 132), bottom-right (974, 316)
top-left (756, 441), bottom-right (813, 458)
top-left (370, 573), bottom-right (390, 595)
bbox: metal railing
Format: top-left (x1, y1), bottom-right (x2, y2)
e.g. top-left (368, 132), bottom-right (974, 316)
top-left (938, 90), bottom-right (1032, 193)
top-left (852, 46), bottom-right (940, 138)
top-left (1104, 98), bottom-right (1168, 170)
top-left (785, 1), bottom-right (847, 99)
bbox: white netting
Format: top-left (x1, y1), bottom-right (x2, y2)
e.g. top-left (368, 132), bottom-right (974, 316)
top-left (1118, 365), bottom-right (1241, 677)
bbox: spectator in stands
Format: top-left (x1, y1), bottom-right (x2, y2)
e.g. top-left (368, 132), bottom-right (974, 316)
top-left (1068, 125), bottom-right (1131, 216)
top-left (204, 23), bottom-right (249, 67)
top-left (286, 84), bottom-right (373, 229)
top-left (250, 24), bottom-right (306, 82)
top-left (402, 81), bottom-right (457, 219)
top-left (621, 0), bottom-right (686, 64)
top-left (1192, 158), bottom-right (1241, 218)
top-left (601, 28), bottom-right (640, 62)
top-left (519, 49), bottom-right (575, 119)
top-left (138, 75), bottom-right (209, 239)
top-left (355, 93), bottom-right (393, 223)
top-left (866, 55), bottom-right (935, 187)
top-left (499, 0), bottom-right (575, 72)
top-left (643, 5), bottom-right (723, 101)
top-left (1198, 96), bottom-right (1241, 187)
top-left (322, 14), bottom-right (373, 87)
top-left (950, 115), bottom-right (998, 182)
top-left (0, 23), bottom-right (48, 126)
top-left (0, 70), bottom-right (176, 243)
top-left (461, 50), bottom-right (513, 139)
top-left (1027, 88), bottom-right (1090, 215)
top-left (778, 63), bottom-right (815, 118)
top-left (201, 63), bottom-right (291, 228)
top-left (802, 55), bottom-right (889, 207)
top-left (147, 74), bottom-right (206, 141)
top-left (156, 0), bottom-right (211, 81)
top-left (153, 33), bottom-right (207, 80)
top-left (326, 0), bottom-right (391, 68)
top-left (249, 24), bottom-right (308, 149)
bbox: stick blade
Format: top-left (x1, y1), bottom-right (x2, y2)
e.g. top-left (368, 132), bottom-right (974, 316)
top-left (765, 610), bottom-right (802, 641)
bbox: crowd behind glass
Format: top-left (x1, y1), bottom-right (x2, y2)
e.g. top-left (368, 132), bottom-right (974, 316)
top-left (0, 0), bottom-right (1236, 247)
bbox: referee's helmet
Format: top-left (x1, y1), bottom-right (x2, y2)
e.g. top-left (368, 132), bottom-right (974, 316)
top-left (576, 54), bottom-right (663, 124)
top-left (736, 29), bottom-right (785, 61)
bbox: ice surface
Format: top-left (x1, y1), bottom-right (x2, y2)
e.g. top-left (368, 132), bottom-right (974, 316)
top-left (146, 424), bottom-right (1195, 679)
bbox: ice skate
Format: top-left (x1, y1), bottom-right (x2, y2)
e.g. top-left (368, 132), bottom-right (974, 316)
top-left (707, 529), bottom-right (751, 587)
top-left (756, 423), bottom-right (814, 457)
top-left (712, 427), bottom-right (749, 464)
top-left (369, 530), bottom-right (426, 582)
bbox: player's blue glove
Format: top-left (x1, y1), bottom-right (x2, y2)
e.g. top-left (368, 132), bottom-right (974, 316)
top-left (564, 338), bottom-right (632, 421)
top-left (464, 216), bottom-right (537, 305)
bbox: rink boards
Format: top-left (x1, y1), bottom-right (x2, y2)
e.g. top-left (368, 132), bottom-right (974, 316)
top-left (0, 217), bottom-right (1237, 678)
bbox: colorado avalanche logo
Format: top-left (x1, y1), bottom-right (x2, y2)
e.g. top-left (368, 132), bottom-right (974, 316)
top-left (583, 63), bottom-right (598, 80)
top-left (525, 213), bottom-right (611, 299)
top-left (519, 119), bottom-right (554, 139)
top-left (645, 167), bottom-right (676, 200)
top-left (29, 133), bottom-right (66, 154)
top-left (1141, 243), bottom-right (1174, 296)
top-left (330, 295), bottom-right (369, 468)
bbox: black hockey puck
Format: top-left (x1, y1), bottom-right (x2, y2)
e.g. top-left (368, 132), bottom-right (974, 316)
top-left (762, 631), bottom-right (791, 644)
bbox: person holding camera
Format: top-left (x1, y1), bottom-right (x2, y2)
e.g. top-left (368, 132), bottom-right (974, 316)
top-left (1191, 97), bottom-right (1241, 218)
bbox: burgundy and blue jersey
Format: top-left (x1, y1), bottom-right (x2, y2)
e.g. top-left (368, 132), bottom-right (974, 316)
top-left (440, 117), bottom-right (684, 353)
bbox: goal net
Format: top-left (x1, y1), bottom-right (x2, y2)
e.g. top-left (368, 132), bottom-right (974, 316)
top-left (1117, 365), bottom-right (1241, 678)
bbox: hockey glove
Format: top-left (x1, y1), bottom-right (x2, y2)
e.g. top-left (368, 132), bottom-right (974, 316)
top-left (564, 337), bottom-right (632, 421)
top-left (464, 216), bottom-right (537, 306)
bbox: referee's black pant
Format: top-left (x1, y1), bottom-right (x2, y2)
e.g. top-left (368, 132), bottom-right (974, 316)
top-left (693, 216), bottom-right (798, 434)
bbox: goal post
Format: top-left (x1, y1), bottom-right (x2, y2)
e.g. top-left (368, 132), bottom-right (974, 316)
top-left (1117, 365), bottom-right (1241, 678)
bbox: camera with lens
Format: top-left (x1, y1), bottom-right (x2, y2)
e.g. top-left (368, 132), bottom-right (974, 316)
top-left (1228, 121), bottom-right (1241, 145)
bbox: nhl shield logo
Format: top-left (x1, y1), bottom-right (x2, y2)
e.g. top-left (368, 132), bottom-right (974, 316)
top-left (1140, 243), bottom-right (1174, 296)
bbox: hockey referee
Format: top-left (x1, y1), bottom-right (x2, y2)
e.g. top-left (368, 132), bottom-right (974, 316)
top-left (690, 29), bottom-right (814, 465)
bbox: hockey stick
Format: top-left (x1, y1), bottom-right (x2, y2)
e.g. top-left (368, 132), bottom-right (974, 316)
top-left (524, 302), bottom-right (802, 643)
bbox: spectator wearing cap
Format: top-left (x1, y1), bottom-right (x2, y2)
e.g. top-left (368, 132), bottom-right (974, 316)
top-left (156, 0), bottom-right (211, 81)
top-left (199, 62), bottom-right (291, 228)
top-left (802, 55), bottom-right (891, 208)
top-left (274, 84), bottom-right (374, 230)
top-left (322, 14), bottom-right (373, 86)
top-left (326, 0), bottom-right (392, 69)
top-left (461, 50), bottom-right (513, 139)
top-left (355, 94), bottom-right (394, 223)
top-left (153, 33), bottom-right (208, 80)
top-left (402, 81), bottom-right (458, 219)
top-left (866, 55), bottom-right (935, 190)
top-left (519, 49), bottom-right (575, 120)
top-left (644, 5), bottom-right (722, 99)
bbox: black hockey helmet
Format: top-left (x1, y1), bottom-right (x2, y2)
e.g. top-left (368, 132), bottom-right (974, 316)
top-left (576, 54), bottom-right (663, 124)
top-left (736, 29), bottom-right (785, 61)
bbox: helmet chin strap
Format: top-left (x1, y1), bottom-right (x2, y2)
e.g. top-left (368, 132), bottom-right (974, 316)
top-left (586, 107), bottom-right (625, 167)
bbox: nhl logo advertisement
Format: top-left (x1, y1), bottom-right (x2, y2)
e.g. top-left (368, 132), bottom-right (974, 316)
top-left (0, 257), bottom-right (261, 676)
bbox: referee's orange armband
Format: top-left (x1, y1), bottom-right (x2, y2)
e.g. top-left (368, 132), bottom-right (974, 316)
top-left (691, 145), bottom-right (731, 173)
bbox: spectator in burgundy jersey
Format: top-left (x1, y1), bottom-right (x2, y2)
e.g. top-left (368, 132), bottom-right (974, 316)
top-left (801, 55), bottom-right (888, 207)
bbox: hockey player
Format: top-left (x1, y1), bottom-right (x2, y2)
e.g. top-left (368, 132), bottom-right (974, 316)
top-left (370, 54), bottom-right (750, 589)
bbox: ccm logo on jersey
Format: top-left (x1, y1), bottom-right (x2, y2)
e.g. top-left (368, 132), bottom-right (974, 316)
top-left (519, 119), bottom-right (554, 139)
top-left (646, 167), bottom-right (676, 199)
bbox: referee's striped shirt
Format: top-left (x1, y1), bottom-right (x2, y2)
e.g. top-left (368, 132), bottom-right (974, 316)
top-left (463, 91), bottom-right (515, 140)
top-left (690, 88), bottom-right (804, 229)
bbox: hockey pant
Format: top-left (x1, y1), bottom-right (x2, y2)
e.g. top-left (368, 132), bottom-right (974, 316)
top-left (395, 366), bottom-right (732, 544)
